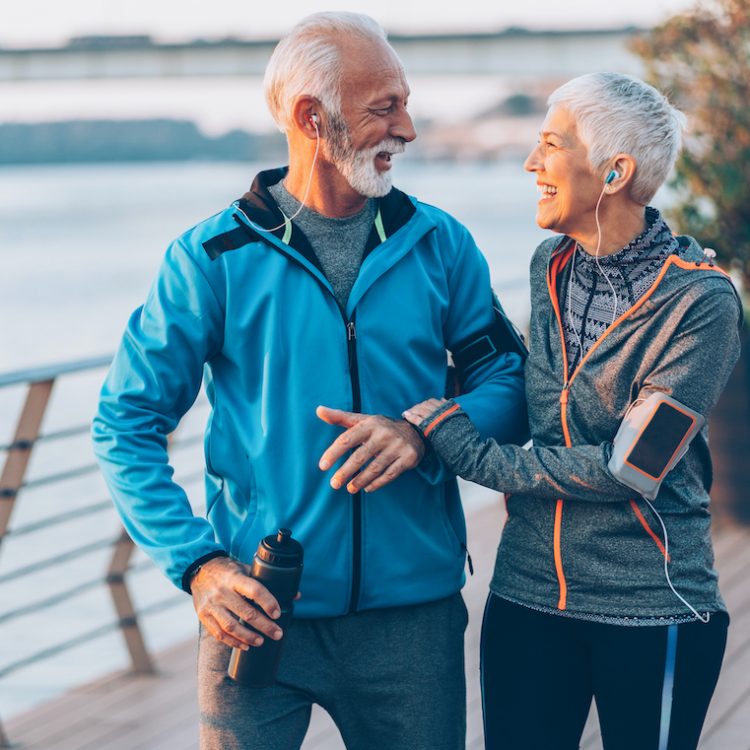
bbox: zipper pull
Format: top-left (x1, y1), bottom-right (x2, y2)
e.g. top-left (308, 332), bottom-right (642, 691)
top-left (461, 543), bottom-right (474, 576)
top-left (347, 321), bottom-right (357, 367)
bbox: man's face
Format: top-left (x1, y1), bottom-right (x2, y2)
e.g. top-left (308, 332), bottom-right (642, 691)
top-left (323, 38), bottom-right (416, 198)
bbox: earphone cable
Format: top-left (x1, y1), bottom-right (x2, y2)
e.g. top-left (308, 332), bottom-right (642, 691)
top-left (644, 497), bottom-right (711, 624)
top-left (237, 121), bottom-right (321, 234)
top-left (594, 183), bottom-right (619, 328)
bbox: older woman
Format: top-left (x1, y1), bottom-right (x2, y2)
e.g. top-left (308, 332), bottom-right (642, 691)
top-left (399, 73), bottom-right (743, 750)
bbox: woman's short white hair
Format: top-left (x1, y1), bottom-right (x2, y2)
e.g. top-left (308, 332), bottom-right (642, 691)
top-left (264, 12), bottom-right (388, 132)
top-left (548, 72), bottom-right (686, 204)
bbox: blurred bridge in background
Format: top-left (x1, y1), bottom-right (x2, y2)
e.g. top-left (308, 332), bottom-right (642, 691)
top-left (0, 27), bottom-right (641, 82)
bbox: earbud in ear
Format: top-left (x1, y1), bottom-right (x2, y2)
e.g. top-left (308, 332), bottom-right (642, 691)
top-left (309, 113), bottom-right (319, 127)
top-left (605, 170), bottom-right (620, 185)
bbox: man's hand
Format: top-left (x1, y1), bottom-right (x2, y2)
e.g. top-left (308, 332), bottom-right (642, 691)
top-left (316, 406), bottom-right (426, 493)
top-left (190, 556), bottom-right (283, 650)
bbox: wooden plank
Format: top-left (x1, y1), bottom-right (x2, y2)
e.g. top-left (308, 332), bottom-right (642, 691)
top-left (714, 529), bottom-right (750, 597)
top-left (5, 497), bottom-right (748, 750)
top-left (711, 522), bottom-right (748, 559)
top-left (73, 685), bottom-right (199, 750)
top-left (6, 644), bottom-right (195, 745)
top-left (699, 603), bottom-right (750, 747)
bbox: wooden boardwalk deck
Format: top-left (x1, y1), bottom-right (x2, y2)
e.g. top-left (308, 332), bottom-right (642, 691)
top-left (6, 487), bottom-right (750, 749)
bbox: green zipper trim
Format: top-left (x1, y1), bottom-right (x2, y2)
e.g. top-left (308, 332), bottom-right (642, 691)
top-left (280, 213), bottom-right (293, 245)
top-left (374, 208), bottom-right (386, 243)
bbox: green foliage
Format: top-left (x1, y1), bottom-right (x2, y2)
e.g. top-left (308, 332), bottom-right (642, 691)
top-left (630, 0), bottom-right (750, 274)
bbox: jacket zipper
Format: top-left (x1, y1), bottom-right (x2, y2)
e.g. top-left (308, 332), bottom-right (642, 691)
top-left (232, 211), bottom-right (377, 613)
top-left (546, 247), bottom-right (693, 611)
top-left (346, 318), bottom-right (364, 612)
top-left (547, 244), bottom-right (573, 610)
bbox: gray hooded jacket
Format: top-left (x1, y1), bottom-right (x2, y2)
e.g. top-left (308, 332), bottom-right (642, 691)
top-left (421, 235), bottom-right (743, 618)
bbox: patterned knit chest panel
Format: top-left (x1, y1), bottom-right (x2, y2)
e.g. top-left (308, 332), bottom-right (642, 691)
top-left (563, 207), bottom-right (679, 376)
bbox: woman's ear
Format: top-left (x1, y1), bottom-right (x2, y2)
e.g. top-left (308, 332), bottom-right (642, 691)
top-left (605, 154), bottom-right (636, 195)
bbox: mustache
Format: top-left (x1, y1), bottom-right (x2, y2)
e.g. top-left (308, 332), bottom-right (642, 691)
top-left (365, 138), bottom-right (407, 156)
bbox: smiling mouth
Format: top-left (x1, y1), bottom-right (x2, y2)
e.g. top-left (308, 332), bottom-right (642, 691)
top-left (537, 183), bottom-right (558, 201)
top-left (375, 151), bottom-right (395, 170)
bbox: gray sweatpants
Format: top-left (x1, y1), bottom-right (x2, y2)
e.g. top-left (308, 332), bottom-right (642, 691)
top-left (198, 593), bottom-right (468, 750)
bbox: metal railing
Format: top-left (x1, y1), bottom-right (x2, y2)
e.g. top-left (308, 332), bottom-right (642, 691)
top-left (0, 356), bottom-right (206, 748)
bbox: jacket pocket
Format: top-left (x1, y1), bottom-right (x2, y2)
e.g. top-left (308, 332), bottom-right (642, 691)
top-left (629, 499), bottom-right (670, 561)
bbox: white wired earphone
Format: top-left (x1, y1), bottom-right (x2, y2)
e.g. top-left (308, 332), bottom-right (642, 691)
top-left (566, 168), bottom-right (621, 368)
top-left (644, 497), bottom-right (711, 623)
top-left (236, 112), bottom-right (321, 234)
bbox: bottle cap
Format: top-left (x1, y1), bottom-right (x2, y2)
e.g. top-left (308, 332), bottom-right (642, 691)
top-left (257, 528), bottom-right (304, 567)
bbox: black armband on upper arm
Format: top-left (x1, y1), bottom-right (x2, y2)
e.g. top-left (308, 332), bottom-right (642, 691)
top-left (450, 301), bottom-right (527, 387)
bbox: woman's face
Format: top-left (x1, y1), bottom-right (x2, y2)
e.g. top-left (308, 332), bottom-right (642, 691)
top-left (524, 105), bottom-right (606, 237)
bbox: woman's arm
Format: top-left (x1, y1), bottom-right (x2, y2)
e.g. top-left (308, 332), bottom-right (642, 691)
top-left (404, 287), bottom-right (742, 503)
top-left (404, 399), bottom-right (628, 502)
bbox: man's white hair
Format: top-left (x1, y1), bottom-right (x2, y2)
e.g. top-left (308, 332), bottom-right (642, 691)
top-left (548, 72), bottom-right (686, 204)
top-left (264, 12), bottom-right (389, 132)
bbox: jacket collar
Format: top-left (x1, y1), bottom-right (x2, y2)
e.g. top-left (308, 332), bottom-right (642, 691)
top-left (230, 168), bottom-right (427, 312)
top-left (237, 167), bottom-right (417, 260)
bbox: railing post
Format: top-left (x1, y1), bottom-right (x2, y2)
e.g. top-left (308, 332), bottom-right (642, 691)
top-left (0, 378), bottom-right (55, 746)
top-left (106, 529), bottom-right (155, 674)
top-left (0, 380), bottom-right (55, 553)
top-left (101, 432), bottom-right (182, 675)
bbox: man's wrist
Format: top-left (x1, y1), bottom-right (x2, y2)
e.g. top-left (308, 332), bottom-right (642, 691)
top-left (403, 418), bottom-right (429, 461)
top-left (182, 551), bottom-right (230, 593)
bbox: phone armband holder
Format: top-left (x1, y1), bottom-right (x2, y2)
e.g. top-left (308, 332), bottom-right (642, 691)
top-left (608, 392), bottom-right (704, 500)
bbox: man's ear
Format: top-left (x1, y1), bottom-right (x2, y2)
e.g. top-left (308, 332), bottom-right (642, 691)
top-left (291, 97), bottom-right (322, 140)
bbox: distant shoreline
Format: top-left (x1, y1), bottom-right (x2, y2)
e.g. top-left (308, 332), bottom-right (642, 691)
top-left (0, 92), bottom-right (545, 166)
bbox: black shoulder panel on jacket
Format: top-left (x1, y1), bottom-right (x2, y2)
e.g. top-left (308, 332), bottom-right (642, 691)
top-left (202, 226), bottom-right (255, 260)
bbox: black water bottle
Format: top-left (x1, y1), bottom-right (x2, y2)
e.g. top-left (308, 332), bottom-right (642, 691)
top-left (227, 528), bottom-right (304, 687)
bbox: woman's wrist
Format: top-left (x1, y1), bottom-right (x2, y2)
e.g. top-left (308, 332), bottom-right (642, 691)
top-left (412, 399), bottom-right (461, 440)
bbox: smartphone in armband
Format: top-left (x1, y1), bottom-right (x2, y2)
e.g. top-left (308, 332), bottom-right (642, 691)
top-left (608, 392), bottom-right (705, 500)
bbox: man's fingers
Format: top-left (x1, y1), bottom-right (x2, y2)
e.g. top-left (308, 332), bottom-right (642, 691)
top-left (362, 458), bottom-right (407, 493)
top-left (323, 416), bottom-right (425, 492)
top-left (330, 443), bottom-right (374, 489)
top-left (234, 576), bottom-right (282, 621)
top-left (203, 611), bottom-right (256, 651)
top-left (319, 423), bottom-right (370, 471)
top-left (346, 437), bottom-right (419, 493)
top-left (346, 456), bottom-right (407, 493)
top-left (227, 591), bottom-right (283, 641)
top-left (316, 405), bottom-right (364, 428)
top-left (190, 558), bottom-right (286, 647)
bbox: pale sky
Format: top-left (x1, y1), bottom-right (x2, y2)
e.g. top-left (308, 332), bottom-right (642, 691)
top-left (2, 0), bottom-right (699, 48)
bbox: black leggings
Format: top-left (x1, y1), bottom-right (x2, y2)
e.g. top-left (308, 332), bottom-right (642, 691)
top-left (480, 594), bottom-right (728, 750)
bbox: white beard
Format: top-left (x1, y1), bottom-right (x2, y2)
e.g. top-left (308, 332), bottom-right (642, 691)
top-left (324, 115), bottom-right (405, 198)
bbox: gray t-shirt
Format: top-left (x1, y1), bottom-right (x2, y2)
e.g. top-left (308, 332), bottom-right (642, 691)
top-left (268, 182), bottom-right (376, 310)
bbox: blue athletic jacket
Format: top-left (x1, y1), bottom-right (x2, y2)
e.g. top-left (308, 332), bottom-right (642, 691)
top-left (92, 168), bottom-right (528, 617)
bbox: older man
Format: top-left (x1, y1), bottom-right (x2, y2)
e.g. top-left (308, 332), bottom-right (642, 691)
top-left (92, 12), bottom-right (527, 749)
